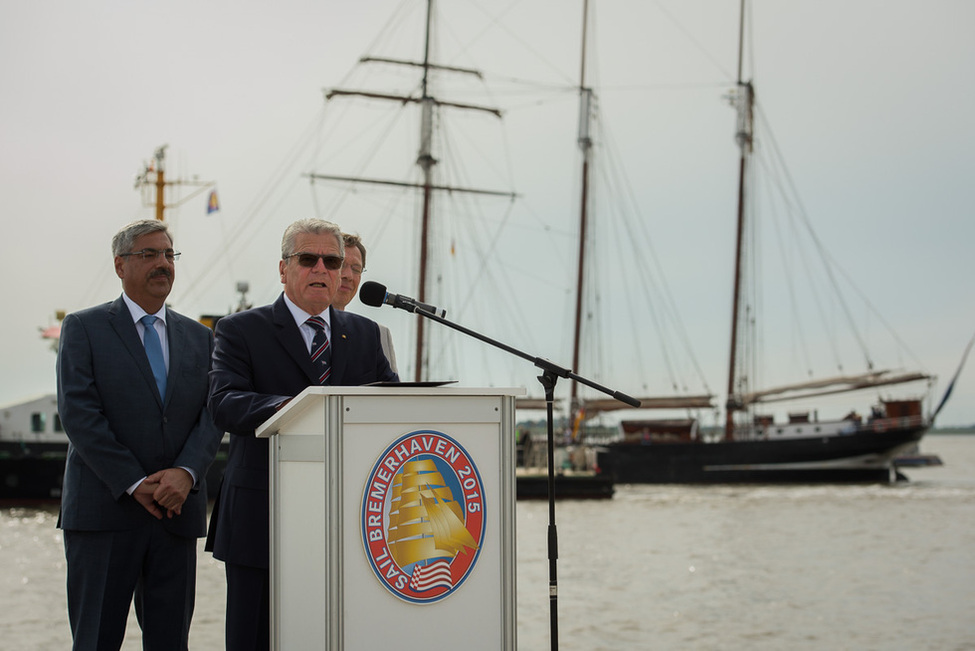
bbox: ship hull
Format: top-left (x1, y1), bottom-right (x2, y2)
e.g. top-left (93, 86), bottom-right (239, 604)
top-left (596, 424), bottom-right (926, 484)
top-left (0, 441), bottom-right (229, 503)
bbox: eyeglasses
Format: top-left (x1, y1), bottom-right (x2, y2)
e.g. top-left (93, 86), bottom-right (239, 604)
top-left (284, 252), bottom-right (344, 270)
top-left (119, 248), bottom-right (181, 262)
top-left (345, 264), bottom-right (365, 276)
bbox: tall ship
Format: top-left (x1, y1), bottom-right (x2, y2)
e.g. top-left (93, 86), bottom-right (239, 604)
top-left (585, 0), bottom-right (951, 483)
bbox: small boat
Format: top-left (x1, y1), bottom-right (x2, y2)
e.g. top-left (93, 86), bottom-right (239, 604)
top-left (892, 444), bottom-right (944, 469)
top-left (515, 430), bottom-right (613, 500)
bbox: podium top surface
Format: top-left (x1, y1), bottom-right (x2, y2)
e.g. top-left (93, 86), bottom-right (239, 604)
top-left (255, 385), bottom-right (526, 438)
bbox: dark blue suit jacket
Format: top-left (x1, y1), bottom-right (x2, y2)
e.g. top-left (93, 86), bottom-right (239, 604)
top-left (206, 294), bottom-right (398, 568)
top-left (56, 296), bottom-right (222, 538)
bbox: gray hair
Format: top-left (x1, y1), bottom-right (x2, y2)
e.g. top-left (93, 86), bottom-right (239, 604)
top-left (111, 219), bottom-right (172, 257)
top-left (281, 219), bottom-right (343, 258)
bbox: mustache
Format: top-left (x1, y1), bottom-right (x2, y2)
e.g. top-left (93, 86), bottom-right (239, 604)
top-left (149, 269), bottom-right (172, 280)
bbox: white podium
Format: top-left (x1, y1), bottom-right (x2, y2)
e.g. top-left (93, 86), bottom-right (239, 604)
top-left (255, 385), bottom-right (523, 650)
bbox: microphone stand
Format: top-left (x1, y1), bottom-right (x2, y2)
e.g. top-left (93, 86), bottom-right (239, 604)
top-left (397, 306), bottom-right (640, 651)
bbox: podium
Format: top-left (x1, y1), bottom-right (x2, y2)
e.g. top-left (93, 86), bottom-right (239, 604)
top-left (256, 385), bottom-right (523, 650)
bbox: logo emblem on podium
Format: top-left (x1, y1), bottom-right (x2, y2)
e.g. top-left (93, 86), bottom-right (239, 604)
top-left (361, 430), bottom-right (486, 603)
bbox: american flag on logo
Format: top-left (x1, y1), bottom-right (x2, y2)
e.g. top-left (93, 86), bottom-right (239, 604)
top-left (409, 560), bottom-right (453, 592)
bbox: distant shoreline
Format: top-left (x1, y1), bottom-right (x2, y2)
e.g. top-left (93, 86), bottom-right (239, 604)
top-left (931, 427), bottom-right (975, 435)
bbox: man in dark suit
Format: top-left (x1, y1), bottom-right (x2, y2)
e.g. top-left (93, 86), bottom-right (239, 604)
top-left (56, 219), bottom-right (222, 650)
top-left (206, 218), bottom-right (398, 651)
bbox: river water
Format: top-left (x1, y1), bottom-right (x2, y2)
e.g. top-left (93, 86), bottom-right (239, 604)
top-left (2, 433), bottom-right (974, 650)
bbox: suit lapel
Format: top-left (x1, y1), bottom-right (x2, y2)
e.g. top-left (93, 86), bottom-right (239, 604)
top-left (272, 295), bottom-right (321, 385)
top-left (108, 296), bottom-right (163, 407)
top-left (329, 307), bottom-right (349, 384)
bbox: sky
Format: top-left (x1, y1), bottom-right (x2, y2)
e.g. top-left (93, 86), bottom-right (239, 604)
top-left (1, 0), bottom-right (973, 427)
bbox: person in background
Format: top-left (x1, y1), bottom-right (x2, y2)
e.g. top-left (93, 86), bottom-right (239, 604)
top-left (205, 218), bottom-right (398, 651)
top-left (333, 232), bottom-right (398, 374)
top-left (56, 218), bottom-right (222, 650)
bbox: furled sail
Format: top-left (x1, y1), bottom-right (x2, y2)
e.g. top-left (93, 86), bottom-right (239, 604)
top-left (741, 370), bottom-right (931, 405)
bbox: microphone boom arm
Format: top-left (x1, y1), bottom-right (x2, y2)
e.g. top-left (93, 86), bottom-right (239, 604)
top-left (409, 308), bottom-right (641, 409)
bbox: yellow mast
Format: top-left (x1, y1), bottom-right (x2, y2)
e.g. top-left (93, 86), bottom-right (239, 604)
top-left (134, 144), bottom-right (214, 221)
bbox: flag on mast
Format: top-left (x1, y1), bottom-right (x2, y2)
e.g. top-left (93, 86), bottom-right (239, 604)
top-left (207, 189), bottom-right (220, 214)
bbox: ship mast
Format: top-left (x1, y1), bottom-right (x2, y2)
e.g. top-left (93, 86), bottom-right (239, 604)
top-left (415, 0), bottom-right (437, 383)
top-left (134, 145), bottom-right (215, 222)
top-left (569, 0), bottom-right (594, 420)
top-left (724, 0), bottom-right (753, 440)
top-left (310, 0), bottom-right (514, 382)
top-left (154, 146), bottom-right (166, 221)
top-left (566, 0), bottom-right (713, 421)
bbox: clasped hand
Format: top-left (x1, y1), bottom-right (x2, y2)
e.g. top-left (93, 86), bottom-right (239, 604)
top-left (132, 468), bottom-right (193, 519)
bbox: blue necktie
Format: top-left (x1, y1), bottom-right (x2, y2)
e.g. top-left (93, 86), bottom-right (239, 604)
top-left (141, 315), bottom-right (167, 399)
top-left (305, 316), bottom-right (331, 385)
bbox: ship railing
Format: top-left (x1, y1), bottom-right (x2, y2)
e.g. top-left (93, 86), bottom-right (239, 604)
top-left (861, 414), bottom-right (926, 433)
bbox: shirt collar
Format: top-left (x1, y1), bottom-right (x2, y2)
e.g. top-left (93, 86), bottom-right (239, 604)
top-left (282, 292), bottom-right (330, 329)
top-left (121, 293), bottom-right (167, 325)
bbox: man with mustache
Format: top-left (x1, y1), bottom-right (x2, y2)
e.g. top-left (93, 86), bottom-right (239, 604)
top-left (56, 219), bottom-right (222, 650)
top-left (206, 218), bottom-right (398, 651)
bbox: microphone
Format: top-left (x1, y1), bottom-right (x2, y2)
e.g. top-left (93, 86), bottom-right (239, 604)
top-left (359, 281), bottom-right (447, 318)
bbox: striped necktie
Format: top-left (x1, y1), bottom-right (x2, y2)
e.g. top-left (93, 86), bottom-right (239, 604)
top-left (305, 316), bottom-right (331, 385)
top-left (140, 315), bottom-right (167, 398)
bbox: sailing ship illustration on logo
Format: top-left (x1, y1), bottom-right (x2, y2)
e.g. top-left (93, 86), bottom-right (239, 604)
top-left (361, 430), bottom-right (486, 604)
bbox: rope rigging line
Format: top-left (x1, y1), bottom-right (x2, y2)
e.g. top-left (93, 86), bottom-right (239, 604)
top-left (751, 100), bottom-right (881, 372)
top-left (595, 106), bottom-right (714, 397)
top-left (175, 108), bottom-right (330, 308)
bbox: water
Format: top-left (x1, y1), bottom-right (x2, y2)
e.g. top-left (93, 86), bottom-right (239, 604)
top-left (3, 433), bottom-right (974, 650)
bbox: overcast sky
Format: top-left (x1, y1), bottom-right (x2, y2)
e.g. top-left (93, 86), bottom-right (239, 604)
top-left (1, 0), bottom-right (973, 427)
